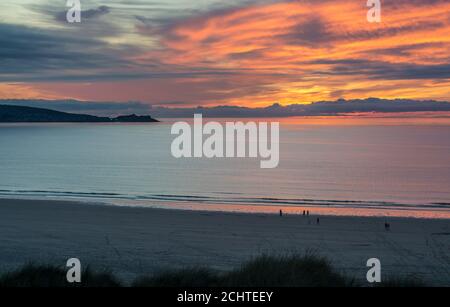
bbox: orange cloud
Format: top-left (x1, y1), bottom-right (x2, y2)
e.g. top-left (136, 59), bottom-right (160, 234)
top-left (133, 0), bottom-right (450, 106)
top-left (0, 83), bottom-right (62, 100)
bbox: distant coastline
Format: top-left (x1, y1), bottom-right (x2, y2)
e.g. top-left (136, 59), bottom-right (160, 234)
top-left (0, 105), bottom-right (159, 123)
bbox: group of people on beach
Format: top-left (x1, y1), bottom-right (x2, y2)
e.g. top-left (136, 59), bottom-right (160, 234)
top-left (278, 209), bottom-right (391, 231)
top-left (279, 209), bottom-right (320, 225)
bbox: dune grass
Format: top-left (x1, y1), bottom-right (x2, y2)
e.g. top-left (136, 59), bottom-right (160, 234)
top-left (133, 254), bottom-right (353, 287)
top-left (222, 254), bottom-right (354, 287)
top-left (0, 264), bottom-right (121, 287)
top-left (0, 255), bottom-right (425, 287)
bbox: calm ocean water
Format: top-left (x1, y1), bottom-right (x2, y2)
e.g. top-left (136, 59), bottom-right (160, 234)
top-left (1, 117), bottom-right (449, 218)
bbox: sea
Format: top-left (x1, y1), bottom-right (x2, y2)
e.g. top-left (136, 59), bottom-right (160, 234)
top-left (1, 115), bottom-right (449, 218)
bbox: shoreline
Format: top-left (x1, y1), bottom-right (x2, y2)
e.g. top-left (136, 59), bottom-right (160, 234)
top-left (1, 195), bottom-right (449, 220)
top-left (0, 198), bottom-right (449, 285)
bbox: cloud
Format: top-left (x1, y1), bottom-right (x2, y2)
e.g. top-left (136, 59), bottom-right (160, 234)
top-left (281, 17), bottom-right (332, 46)
top-left (308, 59), bottom-right (450, 80)
top-left (81, 5), bottom-right (110, 18)
top-left (150, 98), bottom-right (450, 117)
top-left (0, 23), bottom-right (128, 73)
top-left (2, 98), bottom-right (450, 118)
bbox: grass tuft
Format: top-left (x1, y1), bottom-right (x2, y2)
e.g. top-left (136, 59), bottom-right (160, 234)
top-left (222, 254), bottom-right (353, 287)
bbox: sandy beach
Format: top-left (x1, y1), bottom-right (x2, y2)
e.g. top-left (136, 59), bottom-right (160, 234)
top-left (0, 198), bottom-right (449, 285)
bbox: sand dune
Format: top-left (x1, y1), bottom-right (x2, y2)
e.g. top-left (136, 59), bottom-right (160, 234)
top-left (0, 198), bottom-right (449, 285)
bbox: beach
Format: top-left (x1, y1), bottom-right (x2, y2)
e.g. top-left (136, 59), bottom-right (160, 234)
top-left (0, 198), bottom-right (449, 285)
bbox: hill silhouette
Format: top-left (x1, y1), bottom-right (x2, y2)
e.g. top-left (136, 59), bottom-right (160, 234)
top-left (0, 105), bottom-right (158, 123)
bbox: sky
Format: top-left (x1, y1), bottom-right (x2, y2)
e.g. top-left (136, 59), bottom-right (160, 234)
top-left (0, 0), bottom-right (449, 109)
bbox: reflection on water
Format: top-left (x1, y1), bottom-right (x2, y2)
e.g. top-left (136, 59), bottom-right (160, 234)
top-left (0, 116), bottom-right (449, 218)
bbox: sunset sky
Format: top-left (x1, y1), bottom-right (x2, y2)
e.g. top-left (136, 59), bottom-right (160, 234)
top-left (0, 0), bottom-right (449, 108)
